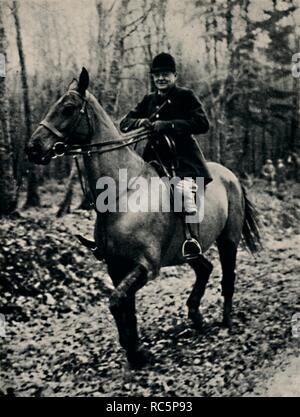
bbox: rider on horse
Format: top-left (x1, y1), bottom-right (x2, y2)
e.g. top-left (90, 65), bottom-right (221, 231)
top-left (120, 52), bottom-right (212, 215)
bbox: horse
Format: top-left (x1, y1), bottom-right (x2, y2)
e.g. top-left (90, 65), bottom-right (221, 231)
top-left (26, 67), bottom-right (261, 368)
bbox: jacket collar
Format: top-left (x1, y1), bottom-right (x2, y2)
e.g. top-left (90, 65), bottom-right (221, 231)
top-left (155, 84), bottom-right (177, 100)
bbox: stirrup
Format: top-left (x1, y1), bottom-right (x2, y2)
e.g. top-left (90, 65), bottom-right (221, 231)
top-left (182, 237), bottom-right (202, 261)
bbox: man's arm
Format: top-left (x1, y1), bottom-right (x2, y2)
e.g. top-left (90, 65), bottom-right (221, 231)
top-left (153, 90), bottom-right (209, 136)
top-left (119, 96), bottom-right (148, 133)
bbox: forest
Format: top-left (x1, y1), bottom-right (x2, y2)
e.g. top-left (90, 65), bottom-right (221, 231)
top-left (0, 0), bottom-right (299, 213)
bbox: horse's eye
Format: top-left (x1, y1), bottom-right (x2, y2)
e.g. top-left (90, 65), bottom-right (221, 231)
top-left (62, 106), bottom-right (75, 117)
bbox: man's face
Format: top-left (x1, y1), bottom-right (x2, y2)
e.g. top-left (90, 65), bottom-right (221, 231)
top-left (152, 71), bottom-right (177, 93)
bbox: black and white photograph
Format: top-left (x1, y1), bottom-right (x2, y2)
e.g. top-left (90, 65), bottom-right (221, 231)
top-left (0, 0), bottom-right (299, 400)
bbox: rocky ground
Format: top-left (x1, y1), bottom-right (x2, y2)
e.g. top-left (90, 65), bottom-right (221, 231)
top-left (0, 180), bottom-right (299, 397)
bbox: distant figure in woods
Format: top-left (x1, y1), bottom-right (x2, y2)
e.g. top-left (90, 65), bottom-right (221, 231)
top-left (286, 154), bottom-right (294, 180)
top-left (261, 159), bottom-right (276, 182)
top-left (275, 159), bottom-right (286, 188)
top-left (287, 153), bottom-right (300, 182)
top-left (240, 172), bottom-right (253, 189)
top-left (120, 52), bottom-right (212, 215)
top-left (261, 159), bottom-right (276, 193)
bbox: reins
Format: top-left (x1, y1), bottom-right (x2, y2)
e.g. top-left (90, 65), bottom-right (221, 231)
top-left (63, 129), bottom-right (152, 157)
top-left (38, 91), bottom-right (152, 160)
top-left (39, 90), bottom-right (171, 160)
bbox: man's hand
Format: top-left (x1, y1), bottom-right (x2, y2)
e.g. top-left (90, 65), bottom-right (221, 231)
top-left (151, 120), bottom-right (172, 133)
top-left (136, 118), bottom-right (152, 129)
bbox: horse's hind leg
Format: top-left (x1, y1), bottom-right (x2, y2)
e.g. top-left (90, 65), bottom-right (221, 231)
top-left (217, 236), bottom-right (238, 328)
top-left (108, 262), bottom-right (151, 368)
top-left (187, 257), bottom-right (213, 330)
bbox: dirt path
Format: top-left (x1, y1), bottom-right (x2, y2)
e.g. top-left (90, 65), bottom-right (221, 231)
top-left (264, 356), bottom-right (300, 397)
top-left (0, 183), bottom-right (299, 397)
top-left (248, 355), bottom-right (300, 397)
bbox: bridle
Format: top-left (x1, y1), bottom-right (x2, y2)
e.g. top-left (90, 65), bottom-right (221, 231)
top-left (39, 89), bottom-right (152, 161)
top-left (38, 91), bottom-right (173, 208)
top-left (36, 89), bottom-right (176, 216)
top-left (38, 89), bottom-right (156, 210)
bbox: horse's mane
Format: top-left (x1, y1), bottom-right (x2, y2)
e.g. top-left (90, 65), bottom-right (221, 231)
top-left (86, 92), bottom-right (120, 138)
top-left (86, 91), bottom-right (149, 165)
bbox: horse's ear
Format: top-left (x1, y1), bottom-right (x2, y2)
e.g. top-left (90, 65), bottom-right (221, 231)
top-left (78, 67), bottom-right (89, 96)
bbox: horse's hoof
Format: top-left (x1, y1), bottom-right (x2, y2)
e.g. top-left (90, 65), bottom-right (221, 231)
top-left (188, 310), bottom-right (204, 331)
top-left (127, 347), bottom-right (154, 369)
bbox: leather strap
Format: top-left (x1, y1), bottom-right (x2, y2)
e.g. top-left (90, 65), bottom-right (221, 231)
top-left (39, 120), bottom-right (65, 139)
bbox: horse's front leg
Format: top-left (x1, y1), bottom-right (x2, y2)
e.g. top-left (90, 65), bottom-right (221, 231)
top-left (109, 294), bottom-right (149, 367)
top-left (109, 263), bottom-right (152, 368)
top-left (187, 256), bottom-right (213, 330)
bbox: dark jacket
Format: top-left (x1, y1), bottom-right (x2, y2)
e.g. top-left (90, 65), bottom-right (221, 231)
top-left (120, 85), bottom-right (212, 182)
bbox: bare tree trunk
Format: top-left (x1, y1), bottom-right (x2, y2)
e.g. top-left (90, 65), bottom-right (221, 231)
top-left (106, 0), bottom-right (130, 116)
top-left (0, 2), bottom-right (17, 215)
top-left (240, 0), bottom-right (252, 174)
top-left (56, 161), bottom-right (92, 216)
top-left (220, 0), bottom-right (234, 165)
top-left (95, 0), bottom-right (107, 102)
top-left (291, 9), bottom-right (300, 153)
top-left (12, 0), bottom-right (40, 208)
top-left (77, 194), bottom-right (92, 210)
top-left (211, 0), bottom-right (218, 70)
top-left (56, 165), bottom-right (77, 217)
top-left (204, 16), bottom-right (211, 74)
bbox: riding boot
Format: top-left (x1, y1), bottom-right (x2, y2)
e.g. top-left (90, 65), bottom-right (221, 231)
top-left (175, 178), bottom-right (198, 215)
top-left (179, 178), bottom-right (211, 261)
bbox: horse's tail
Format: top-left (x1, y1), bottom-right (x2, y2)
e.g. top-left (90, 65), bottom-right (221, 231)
top-left (242, 186), bottom-right (262, 254)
